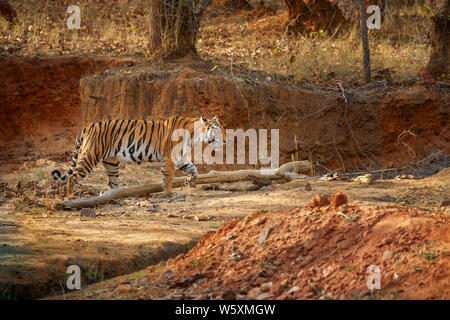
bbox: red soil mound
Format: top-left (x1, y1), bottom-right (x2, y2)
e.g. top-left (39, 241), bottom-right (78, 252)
top-left (142, 197), bottom-right (449, 300)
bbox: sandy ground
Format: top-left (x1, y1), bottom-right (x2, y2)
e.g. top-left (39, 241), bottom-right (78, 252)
top-left (0, 158), bottom-right (448, 299)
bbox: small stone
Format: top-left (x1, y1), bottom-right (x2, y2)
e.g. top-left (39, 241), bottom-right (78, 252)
top-left (221, 289), bottom-right (236, 300)
top-left (260, 282), bottom-right (273, 292)
top-left (114, 283), bottom-right (132, 294)
top-left (270, 284), bottom-right (284, 297)
top-left (80, 208), bottom-right (95, 217)
top-left (329, 193), bottom-right (348, 208)
top-left (354, 174), bottom-right (373, 184)
top-left (381, 249), bottom-right (394, 262)
top-left (163, 270), bottom-right (175, 280)
top-left (392, 273), bottom-right (400, 280)
top-left (322, 266), bottom-right (335, 277)
top-left (308, 195), bottom-right (330, 208)
top-left (253, 277), bottom-right (266, 286)
top-left (260, 186), bottom-right (274, 192)
top-left (280, 278), bottom-right (288, 287)
top-left (194, 215), bottom-right (209, 221)
top-left (247, 287), bottom-right (261, 298)
top-left (256, 292), bottom-right (274, 300)
top-left (319, 293), bottom-right (334, 300)
top-left (287, 285), bottom-right (300, 295)
top-left (304, 183), bottom-right (312, 191)
top-left (257, 227), bottom-right (272, 244)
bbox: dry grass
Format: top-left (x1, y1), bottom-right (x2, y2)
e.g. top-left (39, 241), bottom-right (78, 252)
top-left (198, 3), bottom-right (433, 82)
top-left (0, 1), bottom-right (434, 82)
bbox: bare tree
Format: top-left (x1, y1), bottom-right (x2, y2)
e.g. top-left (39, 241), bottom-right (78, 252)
top-left (149, 0), bottom-right (212, 59)
top-left (359, 0), bottom-right (371, 83)
top-left (427, 0), bottom-right (449, 77)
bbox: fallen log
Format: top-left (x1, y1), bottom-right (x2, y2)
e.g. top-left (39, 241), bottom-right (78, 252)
top-left (58, 161), bottom-right (310, 209)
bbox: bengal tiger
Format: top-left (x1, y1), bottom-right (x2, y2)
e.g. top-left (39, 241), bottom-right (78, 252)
top-left (51, 116), bottom-right (225, 196)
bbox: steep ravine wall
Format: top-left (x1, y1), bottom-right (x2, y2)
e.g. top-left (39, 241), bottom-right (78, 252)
top-left (79, 65), bottom-right (449, 170)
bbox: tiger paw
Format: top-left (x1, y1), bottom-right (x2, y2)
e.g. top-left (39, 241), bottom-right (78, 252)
top-left (186, 176), bottom-right (197, 187)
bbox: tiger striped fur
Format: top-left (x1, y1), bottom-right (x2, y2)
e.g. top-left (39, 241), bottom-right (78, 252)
top-left (51, 116), bottom-right (225, 195)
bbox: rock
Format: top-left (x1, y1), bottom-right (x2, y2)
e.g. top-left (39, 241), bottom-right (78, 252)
top-left (114, 283), bottom-right (132, 294)
top-left (80, 208), bottom-right (95, 217)
top-left (221, 289), bottom-right (236, 300)
top-left (257, 227), bottom-right (272, 244)
top-left (247, 287), bottom-right (261, 298)
top-left (304, 182), bottom-right (312, 191)
top-left (354, 174), bottom-right (373, 184)
top-left (260, 186), bottom-right (274, 192)
top-left (287, 285), bottom-right (300, 295)
top-left (194, 215), bottom-right (209, 221)
top-left (308, 195), bottom-right (330, 208)
top-left (256, 292), bottom-right (274, 300)
top-left (253, 277), bottom-right (266, 286)
top-left (260, 282), bottom-right (273, 292)
top-left (163, 270), bottom-right (175, 280)
top-left (270, 283), bottom-right (285, 297)
top-left (319, 293), bottom-right (334, 300)
top-left (322, 265), bottom-right (335, 277)
top-left (329, 192), bottom-right (348, 208)
top-left (381, 249), bottom-right (394, 262)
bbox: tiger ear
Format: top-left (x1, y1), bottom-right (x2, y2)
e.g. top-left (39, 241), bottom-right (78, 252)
top-left (200, 116), bottom-right (206, 123)
top-left (212, 115), bottom-right (218, 121)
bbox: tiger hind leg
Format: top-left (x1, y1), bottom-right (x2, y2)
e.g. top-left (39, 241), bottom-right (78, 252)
top-left (102, 157), bottom-right (120, 189)
top-left (67, 155), bottom-right (98, 196)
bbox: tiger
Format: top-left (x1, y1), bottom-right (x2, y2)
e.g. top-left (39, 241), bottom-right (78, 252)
top-left (51, 116), bottom-right (225, 196)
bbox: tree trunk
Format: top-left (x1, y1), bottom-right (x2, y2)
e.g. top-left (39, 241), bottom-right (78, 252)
top-left (148, 0), bottom-right (212, 59)
top-left (282, 0), bottom-right (346, 34)
top-left (427, 0), bottom-right (449, 78)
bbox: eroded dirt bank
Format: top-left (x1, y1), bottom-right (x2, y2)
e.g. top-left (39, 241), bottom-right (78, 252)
top-left (0, 55), bottom-right (136, 159)
top-left (0, 55), bottom-right (448, 172)
top-left (80, 60), bottom-right (449, 170)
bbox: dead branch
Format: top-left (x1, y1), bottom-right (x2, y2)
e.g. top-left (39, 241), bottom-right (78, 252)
top-left (248, 174), bottom-right (271, 187)
top-left (58, 161), bottom-right (311, 209)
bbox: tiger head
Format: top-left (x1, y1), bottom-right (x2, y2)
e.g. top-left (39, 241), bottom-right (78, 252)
top-left (196, 115), bottom-right (225, 150)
